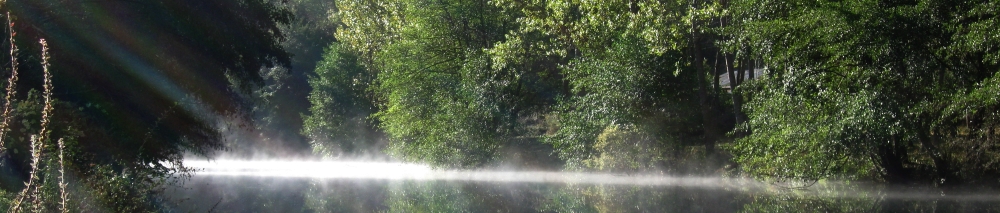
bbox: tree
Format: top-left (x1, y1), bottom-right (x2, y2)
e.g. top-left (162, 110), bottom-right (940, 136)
top-left (489, 0), bottom-right (731, 172)
top-left (303, 43), bottom-right (382, 157)
top-left (334, 0), bottom-right (558, 168)
top-left (727, 0), bottom-right (1000, 185)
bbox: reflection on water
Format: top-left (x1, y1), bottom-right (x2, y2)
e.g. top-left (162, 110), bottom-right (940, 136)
top-left (164, 160), bottom-right (1000, 212)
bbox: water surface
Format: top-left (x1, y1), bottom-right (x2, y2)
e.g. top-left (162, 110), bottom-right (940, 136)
top-left (164, 160), bottom-right (1000, 212)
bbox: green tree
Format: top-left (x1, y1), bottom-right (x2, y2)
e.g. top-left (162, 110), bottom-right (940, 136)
top-left (334, 0), bottom-right (562, 167)
top-left (727, 0), bottom-right (1000, 185)
top-left (489, 0), bottom-right (731, 172)
top-left (303, 43), bottom-right (381, 157)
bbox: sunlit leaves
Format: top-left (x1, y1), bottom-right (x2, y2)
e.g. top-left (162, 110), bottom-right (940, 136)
top-left (335, 0), bottom-right (405, 63)
top-left (490, 0), bottom-right (709, 171)
top-left (728, 0), bottom-right (1000, 183)
top-left (584, 124), bottom-right (667, 172)
top-left (303, 43), bottom-right (377, 157)
top-left (730, 80), bottom-right (880, 180)
top-left (335, 0), bottom-right (519, 167)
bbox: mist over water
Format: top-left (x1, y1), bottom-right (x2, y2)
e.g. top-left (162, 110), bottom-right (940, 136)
top-left (162, 160), bottom-right (1000, 212)
top-left (186, 160), bottom-right (765, 187)
top-left (184, 160), bottom-right (1000, 205)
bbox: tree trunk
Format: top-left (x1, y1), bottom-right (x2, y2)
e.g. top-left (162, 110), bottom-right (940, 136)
top-left (725, 53), bottom-right (740, 126)
top-left (697, 52), bottom-right (717, 155)
top-left (713, 51), bottom-right (720, 92)
top-left (736, 55), bottom-right (745, 85)
top-left (916, 122), bottom-right (959, 187)
top-left (691, 0), bottom-right (717, 156)
top-left (878, 139), bottom-right (910, 184)
top-left (748, 57), bottom-right (756, 80)
top-left (734, 55), bottom-right (746, 128)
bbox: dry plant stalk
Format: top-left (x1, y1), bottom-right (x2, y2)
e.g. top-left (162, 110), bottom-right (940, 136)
top-left (4, 13), bottom-right (27, 212)
top-left (29, 138), bottom-right (43, 212)
top-left (58, 138), bottom-right (67, 213)
top-left (38, 39), bottom-right (52, 155)
top-left (0, 12), bottom-right (18, 151)
top-left (10, 39), bottom-right (63, 213)
top-left (12, 135), bottom-right (41, 212)
top-left (30, 39), bottom-right (53, 213)
top-left (37, 39), bottom-right (52, 149)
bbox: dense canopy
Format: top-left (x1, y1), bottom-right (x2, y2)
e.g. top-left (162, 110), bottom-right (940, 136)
top-left (305, 0), bottom-right (1000, 187)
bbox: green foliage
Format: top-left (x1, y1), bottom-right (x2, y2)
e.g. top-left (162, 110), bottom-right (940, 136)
top-left (303, 43), bottom-right (380, 156)
top-left (585, 124), bottom-right (667, 172)
top-left (0, 90), bottom-right (187, 213)
top-left (489, 0), bottom-right (717, 172)
top-left (728, 81), bottom-right (881, 180)
top-left (283, 0), bottom-right (339, 64)
top-left (0, 190), bottom-right (11, 211)
top-left (727, 0), bottom-right (1000, 184)
top-left (377, 49), bottom-right (509, 167)
top-left (326, 0), bottom-right (733, 172)
top-left (333, 0), bottom-right (550, 168)
top-left (318, 0), bottom-right (1000, 188)
top-left (70, 165), bottom-right (179, 213)
top-left (543, 37), bottom-right (701, 170)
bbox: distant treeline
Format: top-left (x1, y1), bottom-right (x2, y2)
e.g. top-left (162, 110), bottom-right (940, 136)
top-left (304, 0), bottom-right (1000, 188)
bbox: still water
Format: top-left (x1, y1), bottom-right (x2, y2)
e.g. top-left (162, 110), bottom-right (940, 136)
top-left (164, 160), bottom-right (1000, 212)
